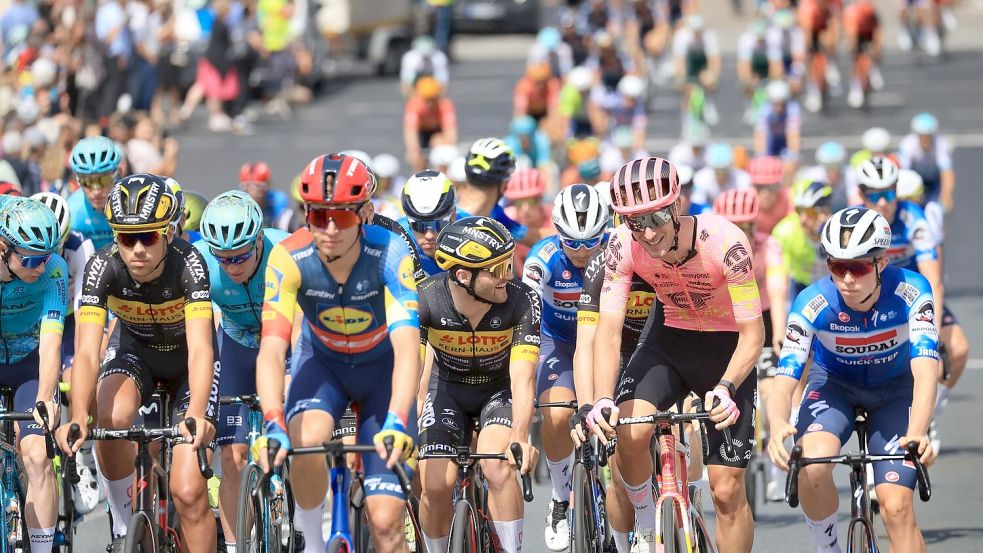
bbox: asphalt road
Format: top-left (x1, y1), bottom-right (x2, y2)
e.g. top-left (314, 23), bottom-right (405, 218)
top-left (73, 6), bottom-right (983, 551)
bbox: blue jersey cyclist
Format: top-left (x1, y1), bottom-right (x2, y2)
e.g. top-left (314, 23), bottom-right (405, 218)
top-left (256, 153), bottom-right (420, 553)
top-left (0, 198), bottom-right (68, 553)
top-left (67, 136), bottom-right (120, 250)
top-left (398, 169), bottom-right (458, 278)
top-left (520, 183), bottom-right (608, 551)
top-left (240, 161), bottom-right (294, 231)
top-left (767, 207), bottom-right (938, 553)
top-left (193, 191), bottom-right (289, 550)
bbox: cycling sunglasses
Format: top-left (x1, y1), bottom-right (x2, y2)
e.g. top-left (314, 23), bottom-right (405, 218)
top-left (861, 187), bottom-right (896, 203)
top-left (562, 236), bottom-right (603, 250)
top-left (78, 173), bottom-right (116, 190)
top-left (16, 251), bottom-right (52, 269)
top-left (827, 258), bottom-right (878, 278)
top-left (116, 230), bottom-right (165, 248)
top-left (306, 204), bottom-right (363, 230)
top-left (624, 206), bottom-right (674, 232)
top-left (483, 256), bottom-right (514, 280)
top-left (211, 243), bottom-right (256, 265)
top-left (408, 215), bottom-right (453, 234)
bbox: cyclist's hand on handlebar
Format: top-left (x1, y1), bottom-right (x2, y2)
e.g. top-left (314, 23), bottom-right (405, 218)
top-left (180, 417), bottom-right (214, 449)
top-left (766, 420), bottom-right (797, 471)
top-left (56, 418), bottom-right (88, 455)
top-left (33, 399), bottom-right (60, 432)
top-left (256, 417), bottom-right (291, 472)
top-left (900, 434), bottom-right (936, 467)
top-left (506, 440), bottom-right (538, 475)
top-left (374, 411), bottom-right (414, 469)
top-left (705, 387), bottom-right (740, 430)
top-left (569, 403), bottom-right (593, 446)
top-left (586, 398), bottom-right (619, 445)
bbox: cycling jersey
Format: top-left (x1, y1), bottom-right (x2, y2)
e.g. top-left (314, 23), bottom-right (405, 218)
top-left (843, 2), bottom-right (878, 42)
top-left (756, 101), bottom-right (801, 157)
top-left (898, 134), bottom-right (952, 201)
top-left (691, 167), bottom-right (752, 206)
top-left (261, 189), bottom-right (292, 231)
top-left (522, 235), bottom-right (597, 343)
top-left (600, 215), bottom-right (762, 332)
top-left (504, 131), bottom-right (553, 169)
top-left (672, 27), bottom-right (720, 80)
top-left (578, 247), bottom-right (656, 358)
top-left (396, 216), bottom-right (443, 278)
top-left (771, 213), bottom-right (828, 287)
top-left (404, 96), bottom-right (457, 135)
top-left (67, 189), bottom-right (113, 250)
top-left (513, 76), bottom-right (560, 120)
top-left (372, 213), bottom-right (426, 283)
top-left (77, 239), bottom-right (213, 352)
top-left (262, 225), bottom-right (419, 363)
top-left (193, 229), bottom-right (289, 349)
top-left (558, 84), bottom-right (592, 137)
top-left (418, 273), bottom-right (540, 386)
top-left (457, 205), bottom-right (527, 242)
top-left (62, 230), bottom-right (96, 315)
top-left (777, 266), bottom-right (939, 387)
top-left (766, 26), bottom-right (806, 74)
top-left (884, 201), bottom-right (938, 272)
top-left (736, 32), bottom-right (770, 80)
top-left (0, 254), bottom-right (69, 364)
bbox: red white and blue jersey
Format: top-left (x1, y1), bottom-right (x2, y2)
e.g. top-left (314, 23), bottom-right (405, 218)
top-left (885, 201), bottom-right (939, 272)
top-left (522, 235), bottom-right (594, 343)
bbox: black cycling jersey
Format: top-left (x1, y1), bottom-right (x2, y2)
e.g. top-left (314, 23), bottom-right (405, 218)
top-left (418, 274), bottom-right (540, 386)
top-left (578, 247), bottom-right (657, 357)
top-left (77, 238), bottom-right (213, 352)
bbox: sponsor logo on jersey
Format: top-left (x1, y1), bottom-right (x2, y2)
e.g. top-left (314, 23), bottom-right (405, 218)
top-left (266, 267), bottom-right (283, 302)
top-left (914, 300), bottom-right (935, 323)
top-left (801, 294), bottom-right (829, 322)
top-left (723, 243), bottom-right (752, 275)
top-left (317, 307), bottom-right (374, 334)
top-left (838, 312), bottom-right (850, 323)
top-left (108, 297), bottom-right (186, 324)
top-left (829, 323), bottom-right (860, 332)
top-left (561, 270), bottom-right (572, 280)
top-left (894, 282), bottom-right (919, 307)
top-left (834, 329), bottom-right (898, 354)
top-left (786, 322), bottom-right (807, 344)
top-left (186, 252), bottom-right (207, 283)
top-left (304, 289), bottom-right (333, 299)
top-left (292, 248), bottom-right (314, 260)
top-left (397, 256), bottom-right (415, 290)
top-left (524, 263), bottom-right (544, 284)
top-left (85, 256), bottom-right (107, 289)
top-left (540, 242), bottom-right (558, 260)
top-left (554, 280), bottom-right (580, 288)
top-left (431, 330), bottom-right (512, 357)
top-left (552, 290), bottom-right (581, 309)
top-left (626, 291), bottom-right (656, 319)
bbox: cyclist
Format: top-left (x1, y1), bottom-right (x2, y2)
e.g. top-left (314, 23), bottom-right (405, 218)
top-left (416, 217), bottom-right (540, 553)
top-left (586, 157), bottom-right (763, 553)
top-left (528, 26), bottom-right (574, 79)
top-left (672, 15), bottom-right (722, 127)
top-left (557, 66), bottom-right (596, 138)
top-left (736, 18), bottom-right (773, 125)
top-left (561, 137), bottom-right (605, 188)
top-left (842, 0), bottom-right (883, 109)
top-left (850, 126), bottom-right (894, 169)
top-left (503, 168), bottom-right (556, 274)
top-left (181, 191), bottom-right (207, 243)
top-left (754, 79), bottom-right (801, 162)
top-left (591, 74), bottom-right (648, 152)
top-left (799, 0), bottom-right (843, 109)
top-left (678, 164), bottom-right (712, 215)
top-left (513, 61), bottom-right (561, 125)
top-left (692, 142), bottom-right (752, 206)
top-left (403, 76), bottom-right (458, 172)
top-left (256, 153), bottom-right (419, 553)
top-left (898, 113), bottom-right (955, 241)
top-left (239, 161), bottom-right (294, 231)
top-left (504, 115), bottom-right (554, 180)
top-left (600, 126), bottom-right (650, 179)
top-left (0, 198), bottom-right (68, 553)
top-left (192, 191), bottom-right (290, 553)
top-left (856, 157), bottom-right (968, 452)
top-left (397, 170), bottom-right (458, 277)
top-left (801, 141), bottom-right (855, 212)
top-left (67, 136), bottom-right (121, 250)
top-left (767, 207), bottom-right (938, 553)
top-left (767, 9), bottom-right (807, 94)
top-left (399, 35), bottom-right (449, 98)
top-left (771, 180), bottom-right (835, 303)
top-left (370, 153), bottom-right (406, 221)
top-left (58, 174), bottom-right (219, 553)
top-left (521, 184), bottom-right (608, 551)
top-left (749, 155), bottom-right (791, 234)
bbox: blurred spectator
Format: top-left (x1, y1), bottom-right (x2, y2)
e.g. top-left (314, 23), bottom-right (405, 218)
top-left (425, 0), bottom-right (454, 58)
top-left (179, 0), bottom-right (243, 132)
top-left (95, 0), bottom-right (134, 120)
top-left (127, 0), bottom-right (162, 114)
top-left (126, 114), bottom-right (178, 174)
top-left (257, 0), bottom-right (296, 117)
top-left (1, 130), bottom-right (37, 194)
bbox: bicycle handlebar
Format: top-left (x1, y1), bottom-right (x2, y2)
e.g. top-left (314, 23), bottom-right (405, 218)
top-left (287, 441), bottom-right (413, 497)
top-left (617, 407), bottom-right (736, 460)
top-left (218, 394), bottom-right (260, 407)
top-left (86, 421), bottom-right (213, 478)
top-left (33, 401), bottom-right (57, 460)
top-left (418, 442), bottom-right (535, 503)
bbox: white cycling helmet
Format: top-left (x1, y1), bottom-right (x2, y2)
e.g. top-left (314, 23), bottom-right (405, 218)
top-left (567, 66), bottom-right (594, 91)
top-left (372, 153), bottom-right (400, 179)
top-left (897, 169), bottom-right (925, 201)
top-left (30, 192), bottom-right (71, 242)
top-left (429, 144), bottom-right (460, 168)
top-left (766, 80), bottom-right (790, 103)
top-left (861, 127), bottom-right (891, 154)
top-left (617, 75), bottom-right (645, 99)
top-left (856, 156), bottom-right (899, 190)
top-left (553, 183), bottom-right (608, 240)
top-left (821, 207), bottom-right (892, 260)
top-left (676, 164), bottom-right (695, 187)
top-left (593, 180), bottom-right (612, 210)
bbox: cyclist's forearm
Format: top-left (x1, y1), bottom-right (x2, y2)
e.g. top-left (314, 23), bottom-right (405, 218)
top-left (509, 361), bottom-right (536, 440)
top-left (766, 376), bottom-right (798, 427)
top-left (572, 326), bottom-right (597, 406)
top-left (37, 333), bottom-right (63, 401)
top-left (592, 317), bottom-right (622, 400)
top-left (722, 317), bottom-right (765, 388)
top-left (907, 358), bottom-right (937, 437)
top-left (256, 342), bottom-right (288, 416)
top-left (186, 347), bottom-right (215, 420)
top-left (387, 327), bottom-right (422, 422)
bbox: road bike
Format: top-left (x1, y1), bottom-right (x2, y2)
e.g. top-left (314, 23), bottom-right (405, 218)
top-left (0, 388), bottom-right (31, 553)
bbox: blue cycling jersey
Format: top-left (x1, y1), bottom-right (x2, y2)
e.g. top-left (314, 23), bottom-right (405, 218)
top-left (262, 190), bottom-right (291, 229)
top-left (457, 205), bottom-right (527, 241)
top-left (885, 201), bottom-right (938, 272)
top-left (396, 216), bottom-right (443, 277)
top-left (68, 189), bottom-right (114, 250)
top-left (194, 228), bottom-right (289, 348)
top-left (0, 255), bottom-right (69, 364)
top-left (777, 266), bottom-right (939, 387)
top-left (522, 235), bottom-right (597, 343)
top-left (505, 131), bottom-right (553, 168)
top-left (757, 101), bottom-right (801, 157)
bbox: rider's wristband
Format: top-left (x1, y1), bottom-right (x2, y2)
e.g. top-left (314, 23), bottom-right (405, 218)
top-left (263, 409), bottom-right (287, 431)
top-left (382, 410), bottom-right (408, 432)
top-left (717, 380), bottom-right (737, 398)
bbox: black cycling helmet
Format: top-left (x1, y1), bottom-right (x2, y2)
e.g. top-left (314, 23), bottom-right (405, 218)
top-left (464, 138), bottom-right (516, 187)
top-left (402, 170), bottom-right (456, 221)
top-left (106, 173), bottom-right (181, 232)
top-left (435, 216), bottom-right (516, 302)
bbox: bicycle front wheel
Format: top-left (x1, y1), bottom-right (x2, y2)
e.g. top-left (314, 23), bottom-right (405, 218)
top-left (572, 463), bottom-right (598, 553)
top-left (448, 500), bottom-right (479, 553)
top-left (123, 512), bottom-right (157, 553)
top-left (326, 536), bottom-right (352, 553)
top-left (659, 503), bottom-right (686, 553)
top-left (235, 463), bottom-right (266, 553)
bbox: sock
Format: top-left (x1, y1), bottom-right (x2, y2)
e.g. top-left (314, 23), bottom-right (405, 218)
top-left (622, 479), bottom-right (656, 531)
top-left (612, 530), bottom-right (631, 553)
top-left (102, 472), bottom-right (135, 537)
top-left (546, 456), bottom-right (572, 502)
top-left (295, 503), bottom-right (325, 553)
top-left (28, 526), bottom-right (55, 553)
top-left (934, 385), bottom-right (950, 417)
top-left (491, 519), bottom-right (523, 553)
top-left (421, 529), bottom-right (448, 553)
top-left (225, 543), bottom-right (237, 553)
top-left (805, 513), bottom-right (841, 553)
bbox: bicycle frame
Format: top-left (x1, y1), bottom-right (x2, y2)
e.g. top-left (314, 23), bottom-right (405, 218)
top-left (0, 391), bottom-right (31, 553)
top-left (327, 449), bottom-right (356, 550)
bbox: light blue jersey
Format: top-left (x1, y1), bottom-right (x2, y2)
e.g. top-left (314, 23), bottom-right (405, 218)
top-left (68, 189), bottom-right (113, 250)
top-left (0, 255), bottom-right (69, 364)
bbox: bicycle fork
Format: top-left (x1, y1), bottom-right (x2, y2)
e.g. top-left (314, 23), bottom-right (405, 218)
top-left (327, 462), bottom-right (354, 549)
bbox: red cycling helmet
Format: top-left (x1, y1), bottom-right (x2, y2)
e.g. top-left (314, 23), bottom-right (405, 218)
top-left (0, 182), bottom-right (23, 196)
top-left (240, 161), bottom-right (272, 184)
top-left (610, 157), bottom-right (679, 216)
top-left (504, 168), bottom-right (546, 200)
top-left (749, 156), bottom-right (783, 186)
top-left (299, 153), bottom-right (375, 205)
top-left (713, 188), bottom-right (759, 223)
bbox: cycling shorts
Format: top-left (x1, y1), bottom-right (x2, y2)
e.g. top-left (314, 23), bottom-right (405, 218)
top-left (615, 309), bottom-right (755, 468)
top-left (941, 303), bottom-right (958, 327)
top-left (285, 344), bottom-right (416, 500)
top-left (216, 326), bottom-right (259, 446)
top-left (61, 314), bottom-right (75, 369)
top-left (537, 335), bottom-right (575, 397)
top-left (100, 328), bottom-right (221, 428)
top-left (418, 379), bottom-right (513, 456)
top-left (419, 129), bottom-right (438, 150)
top-left (758, 310), bottom-right (779, 379)
top-left (0, 349), bottom-right (47, 438)
top-left (792, 367), bottom-right (917, 489)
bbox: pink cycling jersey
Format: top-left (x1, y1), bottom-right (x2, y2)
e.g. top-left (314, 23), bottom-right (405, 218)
top-left (755, 230), bottom-right (782, 313)
top-left (600, 214), bottom-right (762, 332)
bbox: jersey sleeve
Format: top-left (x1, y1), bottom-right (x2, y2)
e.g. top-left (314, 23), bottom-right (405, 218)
top-left (717, 221), bottom-right (762, 322)
top-left (521, 243), bottom-right (549, 298)
top-left (907, 206), bottom-right (940, 263)
top-left (68, 237), bottom-right (95, 313)
top-left (77, 249), bottom-right (113, 327)
top-left (510, 283), bottom-right (541, 365)
top-left (598, 226), bottom-right (633, 315)
top-left (381, 234), bottom-right (420, 333)
top-left (905, 274), bottom-right (940, 361)
top-left (776, 290), bottom-right (817, 379)
top-left (935, 136), bottom-right (953, 171)
top-left (40, 256), bottom-right (70, 336)
top-left (373, 214), bottom-right (426, 284)
top-left (577, 248), bottom-right (606, 327)
top-left (181, 245), bottom-right (213, 321)
top-left (261, 243), bottom-right (302, 341)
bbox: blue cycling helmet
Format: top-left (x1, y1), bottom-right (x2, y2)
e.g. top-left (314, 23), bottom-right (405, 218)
top-left (510, 115), bottom-right (537, 137)
top-left (578, 158), bottom-right (601, 180)
top-left (537, 27), bottom-right (561, 50)
top-left (815, 141), bottom-right (847, 166)
top-left (706, 143), bottom-right (734, 169)
top-left (70, 136), bottom-right (121, 175)
top-left (0, 197), bottom-right (62, 253)
top-left (199, 191), bottom-right (264, 251)
top-left (911, 113), bottom-right (938, 135)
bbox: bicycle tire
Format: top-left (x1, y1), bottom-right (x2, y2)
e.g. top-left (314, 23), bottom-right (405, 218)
top-left (57, 457), bottom-right (76, 553)
top-left (123, 512), bottom-right (156, 553)
top-left (326, 536), bottom-right (352, 553)
top-left (659, 503), bottom-right (685, 553)
top-left (448, 500), bottom-right (479, 553)
top-left (350, 477), bottom-right (374, 553)
top-left (848, 517), bottom-right (878, 553)
top-left (572, 463), bottom-right (597, 553)
top-left (235, 463), bottom-right (265, 553)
